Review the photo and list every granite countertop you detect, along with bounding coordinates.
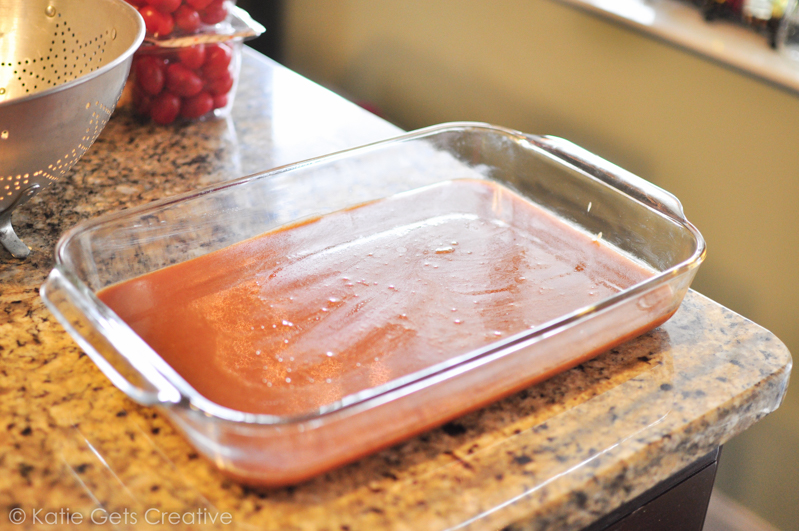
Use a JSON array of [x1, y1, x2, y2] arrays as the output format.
[[0, 49, 792, 530]]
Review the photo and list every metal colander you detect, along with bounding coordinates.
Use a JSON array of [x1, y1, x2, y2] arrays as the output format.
[[0, 0, 144, 258]]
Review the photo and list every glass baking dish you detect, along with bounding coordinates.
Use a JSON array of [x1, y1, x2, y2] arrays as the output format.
[[40, 122, 705, 486]]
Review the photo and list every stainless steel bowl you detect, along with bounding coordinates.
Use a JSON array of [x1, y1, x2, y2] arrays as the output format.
[[0, 0, 144, 259]]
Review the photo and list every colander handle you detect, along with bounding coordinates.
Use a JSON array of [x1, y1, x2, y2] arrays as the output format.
[[0, 184, 40, 259], [527, 135, 687, 222], [40, 268, 182, 407]]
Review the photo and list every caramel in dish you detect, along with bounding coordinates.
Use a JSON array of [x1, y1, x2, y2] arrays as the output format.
[[98, 179, 655, 416]]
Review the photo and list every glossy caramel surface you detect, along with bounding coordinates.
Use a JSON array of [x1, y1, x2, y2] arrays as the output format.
[[98, 180, 653, 415]]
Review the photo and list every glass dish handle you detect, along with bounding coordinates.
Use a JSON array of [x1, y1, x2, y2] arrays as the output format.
[[530, 135, 687, 222], [40, 268, 182, 407]]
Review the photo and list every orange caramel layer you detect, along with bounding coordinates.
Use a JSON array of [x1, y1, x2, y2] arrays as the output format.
[[98, 179, 654, 416]]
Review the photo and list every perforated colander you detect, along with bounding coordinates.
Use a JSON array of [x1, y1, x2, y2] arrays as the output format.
[[0, 0, 144, 258]]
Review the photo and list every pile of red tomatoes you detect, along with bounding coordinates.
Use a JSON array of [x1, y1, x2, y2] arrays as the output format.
[[124, 0, 233, 37], [130, 42, 236, 124]]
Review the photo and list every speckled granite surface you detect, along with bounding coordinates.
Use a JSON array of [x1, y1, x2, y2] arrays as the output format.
[[0, 49, 791, 530]]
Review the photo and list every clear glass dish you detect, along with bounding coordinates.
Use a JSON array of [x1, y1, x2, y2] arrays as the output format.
[[40, 122, 705, 486]]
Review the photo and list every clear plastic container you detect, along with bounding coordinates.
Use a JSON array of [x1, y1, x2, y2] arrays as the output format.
[[41, 123, 705, 486], [124, 5, 262, 124]]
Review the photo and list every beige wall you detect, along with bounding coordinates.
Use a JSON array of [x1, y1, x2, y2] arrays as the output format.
[[282, 1, 798, 528]]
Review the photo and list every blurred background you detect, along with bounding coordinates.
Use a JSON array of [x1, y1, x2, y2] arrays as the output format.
[[239, 1, 797, 529]]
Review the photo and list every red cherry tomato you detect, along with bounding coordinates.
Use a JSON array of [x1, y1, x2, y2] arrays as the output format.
[[132, 86, 153, 115], [146, 0, 181, 14], [212, 93, 228, 109], [134, 55, 166, 95], [166, 63, 204, 97], [149, 92, 181, 124], [199, 0, 228, 24], [203, 43, 232, 71], [180, 91, 214, 119], [178, 45, 206, 70], [201, 57, 230, 80], [174, 5, 201, 33], [157, 12, 175, 35], [139, 6, 175, 36], [185, 0, 214, 9], [139, 6, 166, 35], [125, 0, 148, 7], [205, 71, 233, 96]]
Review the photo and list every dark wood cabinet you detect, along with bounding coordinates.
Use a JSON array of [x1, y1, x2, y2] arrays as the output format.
[[585, 448, 719, 531]]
